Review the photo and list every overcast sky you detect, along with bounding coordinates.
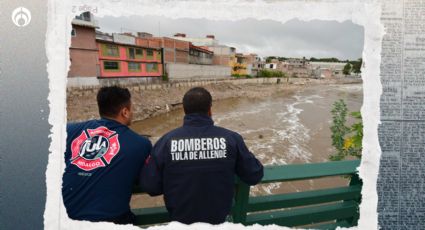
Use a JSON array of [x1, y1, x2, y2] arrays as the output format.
[[97, 15, 364, 60]]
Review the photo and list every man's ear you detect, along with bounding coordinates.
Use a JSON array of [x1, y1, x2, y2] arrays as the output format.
[[121, 106, 130, 119], [208, 107, 212, 117]]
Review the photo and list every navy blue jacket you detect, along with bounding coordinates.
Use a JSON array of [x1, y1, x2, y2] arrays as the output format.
[[62, 118, 152, 222], [140, 114, 264, 224]]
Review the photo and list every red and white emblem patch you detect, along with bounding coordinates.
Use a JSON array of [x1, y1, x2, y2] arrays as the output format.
[[70, 126, 120, 171]]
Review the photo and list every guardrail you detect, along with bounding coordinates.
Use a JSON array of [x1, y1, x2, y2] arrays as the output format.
[[132, 160, 362, 229]]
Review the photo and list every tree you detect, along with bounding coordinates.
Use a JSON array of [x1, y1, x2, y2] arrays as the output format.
[[329, 100, 363, 161], [343, 63, 352, 75], [351, 58, 362, 74], [265, 56, 276, 63]]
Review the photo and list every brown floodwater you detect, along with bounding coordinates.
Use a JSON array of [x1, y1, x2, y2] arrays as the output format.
[[130, 83, 363, 208]]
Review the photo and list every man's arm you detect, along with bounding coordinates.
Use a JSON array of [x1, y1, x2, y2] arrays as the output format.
[[234, 133, 264, 185], [139, 138, 166, 196], [134, 138, 152, 185]]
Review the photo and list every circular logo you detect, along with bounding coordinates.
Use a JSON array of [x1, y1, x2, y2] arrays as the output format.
[[70, 126, 121, 171], [12, 7, 31, 27]]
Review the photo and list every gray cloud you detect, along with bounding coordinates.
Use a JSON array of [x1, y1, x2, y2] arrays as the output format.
[[97, 15, 364, 60]]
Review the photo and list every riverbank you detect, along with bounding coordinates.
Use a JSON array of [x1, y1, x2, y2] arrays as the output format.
[[67, 77, 362, 122], [128, 82, 363, 209]]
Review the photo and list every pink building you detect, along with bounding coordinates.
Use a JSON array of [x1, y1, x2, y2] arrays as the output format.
[[96, 39, 163, 78], [68, 12, 164, 79]]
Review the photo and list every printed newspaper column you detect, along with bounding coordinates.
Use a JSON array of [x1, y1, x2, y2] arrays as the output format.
[[399, 0, 425, 227], [378, 0, 425, 228], [377, 0, 403, 228]]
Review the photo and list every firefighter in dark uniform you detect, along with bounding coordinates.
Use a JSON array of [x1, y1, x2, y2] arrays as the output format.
[[62, 86, 152, 224], [140, 87, 264, 225]]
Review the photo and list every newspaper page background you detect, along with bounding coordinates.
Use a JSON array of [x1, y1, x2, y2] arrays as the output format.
[[378, 0, 425, 228]]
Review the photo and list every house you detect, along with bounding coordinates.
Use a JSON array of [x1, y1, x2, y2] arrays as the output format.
[[189, 44, 213, 65], [264, 63, 277, 69], [147, 37, 190, 64], [243, 54, 260, 76], [309, 62, 347, 78], [280, 58, 311, 78], [96, 32, 163, 78], [68, 12, 99, 78], [208, 45, 235, 66], [173, 33, 219, 46], [230, 53, 248, 75]]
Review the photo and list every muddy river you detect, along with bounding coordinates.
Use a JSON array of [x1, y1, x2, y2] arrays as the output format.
[[130, 83, 363, 208]]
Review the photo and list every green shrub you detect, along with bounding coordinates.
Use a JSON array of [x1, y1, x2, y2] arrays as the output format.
[[162, 72, 169, 81], [258, 69, 286, 78], [232, 74, 252, 78], [329, 99, 363, 161]]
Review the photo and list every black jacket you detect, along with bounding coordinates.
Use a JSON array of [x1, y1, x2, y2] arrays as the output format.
[[140, 114, 263, 224]]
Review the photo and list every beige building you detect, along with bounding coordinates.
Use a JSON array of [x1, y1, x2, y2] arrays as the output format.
[[309, 62, 347, 78], [243, 53, 261, 76], [173, 34, 219, 46], [279, 58, 311, 78]]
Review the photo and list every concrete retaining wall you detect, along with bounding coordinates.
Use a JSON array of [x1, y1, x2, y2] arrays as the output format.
[[166, 63, 231, 81], [67, 77, 362, 122], [67, 76, 163, 88]]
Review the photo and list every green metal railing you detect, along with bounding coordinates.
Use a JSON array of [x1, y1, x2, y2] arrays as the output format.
[[132, 160, 362, 229]]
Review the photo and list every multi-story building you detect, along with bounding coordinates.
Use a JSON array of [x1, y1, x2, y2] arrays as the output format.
[[230, 53, 248, 75], [173, 33, 219, 47], [147, 37, 190, 64], [189, 44, 213, 65], [264, 63, 278, 70], [277, 58, 311, 78], [243, 53, 260, 76], [309, 62, 346, 78], [173, 34, 238, 67], [208, 45, 235, 66], [68, 12, 99, 78], [68, 12, 164, 80], [68, 16, 231, 82], [96, 32, 163, 78]]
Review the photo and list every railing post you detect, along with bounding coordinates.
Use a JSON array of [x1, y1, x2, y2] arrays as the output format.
[[349, 173, 362, 187], [348, 173, 362, 226], [232, 179, 250, 224]]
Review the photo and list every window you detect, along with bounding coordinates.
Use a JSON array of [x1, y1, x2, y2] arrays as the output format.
[[146, 50, 154, 59], [71, 28, 76, 37], [101, 44, 119, 57], [136, 48, 143, 58], [128, 62, 141, 72], [103, 61, 120, 71], [146, 63, 158, 72], [128, 48, 135, 59], [127, 48, 143, 59], [156, 51, 161, 61]]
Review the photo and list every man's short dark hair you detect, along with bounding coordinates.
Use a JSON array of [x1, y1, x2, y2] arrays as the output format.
[[97, 86, 131, 117], [183, 87, 212, 115]]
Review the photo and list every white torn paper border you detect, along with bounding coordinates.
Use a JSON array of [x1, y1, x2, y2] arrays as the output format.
[[44, 0, 384, 229]]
